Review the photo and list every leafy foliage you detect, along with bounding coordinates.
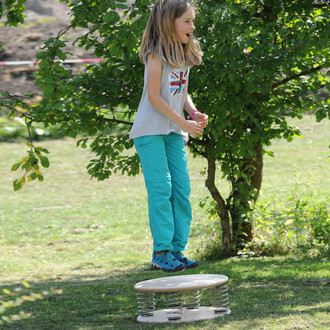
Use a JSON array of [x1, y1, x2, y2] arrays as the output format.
[[0, 0, 329, 253], [197, 191, 329, 260], [253, 193, 329, 255], [11, 142, 50, 191], [0, 114, 66, 141], [191, 0, 329, 250], [0, 0, 26, 27]]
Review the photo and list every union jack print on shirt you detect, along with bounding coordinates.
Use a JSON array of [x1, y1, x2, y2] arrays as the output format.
[[169, 69, 188, 95]]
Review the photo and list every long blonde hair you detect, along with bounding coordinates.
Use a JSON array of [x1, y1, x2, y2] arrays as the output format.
[[139, 0, 203, 68]]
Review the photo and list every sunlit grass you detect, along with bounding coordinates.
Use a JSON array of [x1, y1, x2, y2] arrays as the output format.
[[0, 116, 329, 328]]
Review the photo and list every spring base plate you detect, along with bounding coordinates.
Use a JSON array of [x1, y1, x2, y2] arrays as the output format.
[[137, 306, 231, 323]]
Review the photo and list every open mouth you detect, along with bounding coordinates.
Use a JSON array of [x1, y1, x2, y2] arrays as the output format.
[[186, 33, 191, 38]]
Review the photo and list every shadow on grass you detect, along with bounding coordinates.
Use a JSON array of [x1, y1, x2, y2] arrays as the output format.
[[1, 256, 329, 329]]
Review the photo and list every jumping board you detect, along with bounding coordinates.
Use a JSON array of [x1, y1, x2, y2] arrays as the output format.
[[134, 274, 230, 323]]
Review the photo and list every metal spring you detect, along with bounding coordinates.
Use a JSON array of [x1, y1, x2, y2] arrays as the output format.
[[166, 291, 183, 321], [182, 289, 201, 309], [136, 292, 156, 317], [212, 283, 229, 314]]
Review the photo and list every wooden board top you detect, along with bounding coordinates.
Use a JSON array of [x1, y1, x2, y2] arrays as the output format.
[[134, 274, 228, 292]]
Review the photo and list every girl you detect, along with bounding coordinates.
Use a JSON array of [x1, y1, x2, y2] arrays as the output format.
[[130, 0, 208, 272]]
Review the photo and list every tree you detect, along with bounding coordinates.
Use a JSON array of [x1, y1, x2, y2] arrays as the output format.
[[191, 0, 329, 251], [1, 0, 329, 255]]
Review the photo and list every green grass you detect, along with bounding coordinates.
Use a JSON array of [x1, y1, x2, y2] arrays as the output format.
[[0, 116, 329, 329], [0, 257, 329, 329]]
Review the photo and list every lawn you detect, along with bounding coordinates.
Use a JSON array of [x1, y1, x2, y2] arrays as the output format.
[[0, 116, 329, 329]]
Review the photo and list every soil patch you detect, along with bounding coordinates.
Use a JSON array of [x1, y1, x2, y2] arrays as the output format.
[[0, 0, 95, 95]]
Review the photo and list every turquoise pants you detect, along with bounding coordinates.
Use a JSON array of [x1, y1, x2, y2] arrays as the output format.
[[134, 133, 192, 252]]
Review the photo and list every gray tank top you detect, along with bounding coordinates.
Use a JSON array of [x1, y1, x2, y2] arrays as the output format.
[[129, 62, 190, 144]]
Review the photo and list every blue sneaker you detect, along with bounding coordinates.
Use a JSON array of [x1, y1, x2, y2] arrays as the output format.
[[151, 251, 186, 272], [171, 252, 200, 269]]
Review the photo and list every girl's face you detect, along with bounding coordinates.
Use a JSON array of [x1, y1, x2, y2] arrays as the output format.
[[174, 7, 195, 44]]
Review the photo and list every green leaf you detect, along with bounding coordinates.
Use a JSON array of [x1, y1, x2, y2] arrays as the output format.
[[43, 84, 55, 97], [39, 156, 50, 168], [11, 163, 21, 171], [35, 147, 50, 154], [102, 11, 120, 24], [116, 4, 128, 10], [13, 179, 23, 191], [37, 175, 44, 182]]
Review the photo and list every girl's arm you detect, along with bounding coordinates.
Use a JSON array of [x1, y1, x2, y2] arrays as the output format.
[[147, 55, 204, 137], [184, 94, 209, 129], [184, 94, 198, 114]]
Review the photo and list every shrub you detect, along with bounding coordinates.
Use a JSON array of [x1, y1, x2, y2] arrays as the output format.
[[195, 191, 329, 259], [0, 115, 66, 141], [253, 194, 329, 256]]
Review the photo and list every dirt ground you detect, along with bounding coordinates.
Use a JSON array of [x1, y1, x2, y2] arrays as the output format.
[[0, 0, 101, 95]]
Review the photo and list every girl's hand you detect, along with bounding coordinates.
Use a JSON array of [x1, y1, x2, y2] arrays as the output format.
[[194, 112, 209, 128], [182, 120, 204, 137]]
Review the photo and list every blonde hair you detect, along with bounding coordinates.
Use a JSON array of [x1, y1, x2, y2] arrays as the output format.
[[139, 0, 203, 68]]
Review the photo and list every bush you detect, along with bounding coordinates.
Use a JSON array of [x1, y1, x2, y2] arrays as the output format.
[[0, 115, 66, 141], [0, 116, 27, 141], [253, 194, 329, 256], [195, 191, 329, 260]]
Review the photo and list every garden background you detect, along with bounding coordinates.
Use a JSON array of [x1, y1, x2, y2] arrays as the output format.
[[1, 0, 329, 328]]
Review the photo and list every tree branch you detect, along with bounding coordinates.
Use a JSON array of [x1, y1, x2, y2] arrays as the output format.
[[0, 103, 33, 120], [56, 21, 77, 39], [272, 64, 325, 89], [205, 156, 231, 250], [0, 90, 35, 119], [313, 1, 330, 10], [0, 89, 38, 101], [101, 117, 133, 126], [187, 140, 207, 158], [188, 135, 211, 147]]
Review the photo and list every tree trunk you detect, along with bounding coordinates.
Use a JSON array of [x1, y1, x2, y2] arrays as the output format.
[[205, 155, 231, 251], [231, 187, 253, 244], [251, 143, 263, 203], [231, 143, 263, 246]]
